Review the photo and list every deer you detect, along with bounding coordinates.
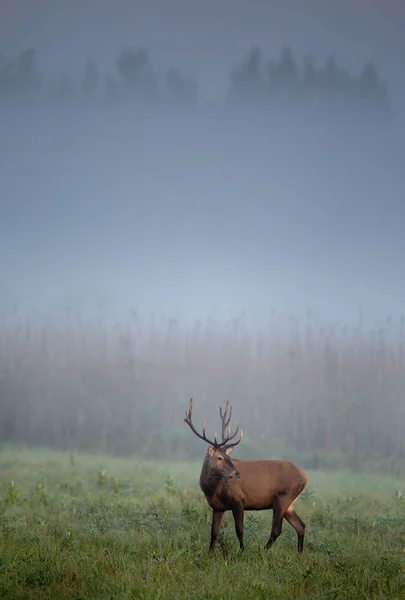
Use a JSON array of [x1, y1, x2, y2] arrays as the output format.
[[184, 398, 308, 553]]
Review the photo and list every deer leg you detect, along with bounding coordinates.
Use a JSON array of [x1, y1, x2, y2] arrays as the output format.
[[265, 501, 284, 549], [232, 504, 245, 551], [284, 507, 306, 553], [209, 510, 224, 551]]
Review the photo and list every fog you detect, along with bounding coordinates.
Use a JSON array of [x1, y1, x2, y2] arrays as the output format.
[[1, 2, 405, 326], [2, 113, 404, 327], [0, 1, 405, 463]]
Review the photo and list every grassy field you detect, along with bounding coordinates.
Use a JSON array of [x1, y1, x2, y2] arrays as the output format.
[[0, 448, 404, 599]]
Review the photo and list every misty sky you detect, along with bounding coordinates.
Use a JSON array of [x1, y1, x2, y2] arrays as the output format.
[[1, 0, 405, 328]]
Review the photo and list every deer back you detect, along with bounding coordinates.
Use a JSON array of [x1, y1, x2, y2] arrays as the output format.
[[233, 459, 308, 510]]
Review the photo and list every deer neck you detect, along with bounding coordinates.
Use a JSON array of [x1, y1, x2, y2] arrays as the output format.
[[199, 458, 227, 498]]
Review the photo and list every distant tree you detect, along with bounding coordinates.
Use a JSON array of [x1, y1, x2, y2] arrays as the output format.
[[166, 68, 198, 107], [16, 49, 42, 97], [115, 46, 158, 102], [359, 60, 381, 94], [268, 45, 299, 93], [116, 47, 147, 84], [301, 55, 321, 108], [0, 52, 13, 96], [82, 59, 100, 97], [358, 60, 390, 112], [228, 45, 264, 106], [0, 48, 41, 102], [317, 54, 355, 112]]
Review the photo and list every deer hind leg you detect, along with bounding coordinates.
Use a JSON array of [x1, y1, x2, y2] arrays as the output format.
[[284, 503, 306, 553], [265, 499, 284, 549], [209, 510, 225, 551]]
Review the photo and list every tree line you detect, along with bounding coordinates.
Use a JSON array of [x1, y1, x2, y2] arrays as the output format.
[[0, 44, 390, 118]]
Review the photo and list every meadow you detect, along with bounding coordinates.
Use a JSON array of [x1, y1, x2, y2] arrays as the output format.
[[1, 310, 405, 598], [0, 447, 404, 600]]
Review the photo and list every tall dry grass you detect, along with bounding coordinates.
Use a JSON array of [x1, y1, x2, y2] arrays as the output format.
[[0, 309, 404, 468]]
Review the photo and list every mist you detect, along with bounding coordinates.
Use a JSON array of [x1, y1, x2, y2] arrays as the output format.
[[1, 1, 405, 465], [2, 1, 405, 326], [1, 71, 404, 325]]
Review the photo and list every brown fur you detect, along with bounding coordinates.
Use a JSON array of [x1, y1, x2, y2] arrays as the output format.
[[198, 446, 308, 552], [184, 399, 308, 552]]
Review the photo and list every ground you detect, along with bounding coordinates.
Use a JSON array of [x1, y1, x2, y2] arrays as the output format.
[[0, 448, 404, 599]]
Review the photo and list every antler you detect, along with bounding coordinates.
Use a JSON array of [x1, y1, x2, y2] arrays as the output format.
[[220, 400, 232, 440], [219, 400, 244, 449], [184, 398, 243, 449]]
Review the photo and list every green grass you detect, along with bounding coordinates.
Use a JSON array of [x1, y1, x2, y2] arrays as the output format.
[[0, 448, 404, 599]]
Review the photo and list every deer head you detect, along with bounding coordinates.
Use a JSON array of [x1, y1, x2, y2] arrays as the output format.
[[184, 398, 243, 480]]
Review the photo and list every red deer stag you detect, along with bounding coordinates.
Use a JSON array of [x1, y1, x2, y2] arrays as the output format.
[[184, 398, 308, 553]]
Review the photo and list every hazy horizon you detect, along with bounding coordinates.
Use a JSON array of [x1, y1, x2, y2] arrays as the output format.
[[1, 0, 405, 102]]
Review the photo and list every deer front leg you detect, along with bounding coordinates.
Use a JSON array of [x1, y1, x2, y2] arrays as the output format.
[[232, 503, 245, 551], [209, 510, 224, 551], [265, 501, 284, 549]]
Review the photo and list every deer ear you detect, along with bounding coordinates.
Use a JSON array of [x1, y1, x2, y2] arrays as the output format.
[[208, 447, 215, 456], [225, 447, 233, 455]]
